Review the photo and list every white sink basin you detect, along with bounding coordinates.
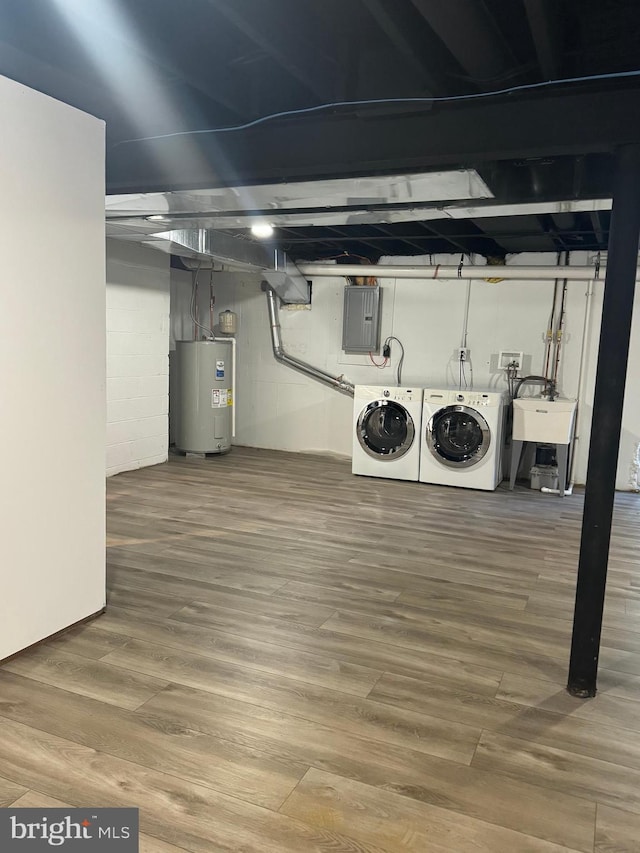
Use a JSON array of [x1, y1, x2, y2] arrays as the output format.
[[513, 398, 577, 444]]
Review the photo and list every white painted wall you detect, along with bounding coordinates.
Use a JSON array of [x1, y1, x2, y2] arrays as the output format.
[[0, 76, 105, 660], [169, 265, 193, 444], [169, 265, 194, 349], [175, 252, 640, 490], [106, 240, 170, 476]]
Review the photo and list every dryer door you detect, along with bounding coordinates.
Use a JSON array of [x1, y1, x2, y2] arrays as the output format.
[[357, 400, 415, 459], [427, 405, 490, 468]]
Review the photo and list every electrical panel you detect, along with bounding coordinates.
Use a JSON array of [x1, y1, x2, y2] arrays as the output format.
[[342, 285, 382, 353]]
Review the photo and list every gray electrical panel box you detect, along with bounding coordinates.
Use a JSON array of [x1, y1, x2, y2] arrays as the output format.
[[342, 285, 382, 353]]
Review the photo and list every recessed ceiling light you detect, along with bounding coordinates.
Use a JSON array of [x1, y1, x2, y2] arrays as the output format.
[[251, 222, 274, 239]]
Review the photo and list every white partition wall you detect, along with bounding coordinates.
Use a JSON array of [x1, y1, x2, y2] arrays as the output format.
[[106, 240, 170, 476], [0, 75, 106, 660]]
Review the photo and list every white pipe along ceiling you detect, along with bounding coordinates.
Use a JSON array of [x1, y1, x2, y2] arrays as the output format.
[[296, 263, 631, 281]]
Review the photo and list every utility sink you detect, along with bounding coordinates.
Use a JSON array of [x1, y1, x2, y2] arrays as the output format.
[[512, 398, 577, 444]]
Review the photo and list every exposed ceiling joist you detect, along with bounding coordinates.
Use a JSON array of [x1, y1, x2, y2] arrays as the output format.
[[207, 0, 339, 100], [275, 227, 607, 244], [372, 224, 431, 255], [64, 3, 246, 122], [2, 0, 636, 259], [115, 38, 245, 122], [538, 213, 569, 252], [0, 39, 121, 130], [524, 0, 562, 80], [326, 226, 382, 256], [360, 0, 438, 94], [589, 211, 605, 246], [410, 0, 514, 82], [137, 53, 246, 123], [419, 219, 506, 257], [418, 222, 476, 255]]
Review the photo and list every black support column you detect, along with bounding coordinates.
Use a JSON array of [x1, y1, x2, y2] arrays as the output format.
[[568, 144, 640, 698]]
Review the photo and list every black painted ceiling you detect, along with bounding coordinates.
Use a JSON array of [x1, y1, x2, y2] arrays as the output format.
[[1, 0, 638, 258]]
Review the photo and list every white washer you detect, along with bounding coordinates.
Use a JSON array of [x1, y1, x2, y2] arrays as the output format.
[[420, 388, 507, 490], [352, 385, 422, 481]]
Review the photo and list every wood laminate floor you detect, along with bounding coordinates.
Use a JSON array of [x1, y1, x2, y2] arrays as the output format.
[[2, 447, 640, 851]]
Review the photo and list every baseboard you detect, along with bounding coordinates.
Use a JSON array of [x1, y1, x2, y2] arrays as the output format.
[[0, 607, 107, 666]]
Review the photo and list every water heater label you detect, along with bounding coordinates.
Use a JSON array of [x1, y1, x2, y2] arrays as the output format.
[[211, 389, 229, 408], [216, 360, 225, 379]]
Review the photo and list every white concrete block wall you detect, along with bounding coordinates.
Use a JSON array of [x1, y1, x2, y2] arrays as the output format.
[[181, 253, 640, 490], [106, 240, 170, 476]]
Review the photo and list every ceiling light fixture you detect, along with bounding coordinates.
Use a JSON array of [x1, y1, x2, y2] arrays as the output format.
[[251, 222, 274, 239], [147, 214, 169, 221]]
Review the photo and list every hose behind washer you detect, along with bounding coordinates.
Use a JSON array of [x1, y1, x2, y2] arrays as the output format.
[[514, 375, 556, 401]]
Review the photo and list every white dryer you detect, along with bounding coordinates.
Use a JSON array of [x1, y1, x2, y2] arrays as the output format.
[[352, 386, 422, 481], [420, 388, 507, 490]]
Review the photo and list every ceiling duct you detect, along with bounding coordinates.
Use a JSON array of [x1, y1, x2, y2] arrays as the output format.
[[148, 228, 310, 303], [106, 168, 494, 237]]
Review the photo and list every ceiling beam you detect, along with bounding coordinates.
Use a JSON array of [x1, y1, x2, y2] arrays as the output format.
[[260, 229, 606, 244], [524, 0, 561, 79], [207, 0, 339, 101], [409, 0, 514, 82], [272, 235, 435, 244], [107, 88, 640, 193]]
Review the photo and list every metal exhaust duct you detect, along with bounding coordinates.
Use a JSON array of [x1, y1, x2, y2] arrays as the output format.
[[264, 285, 354, 396]]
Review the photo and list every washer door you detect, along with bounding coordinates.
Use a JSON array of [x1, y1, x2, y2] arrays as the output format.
[[427, 405, 490, 468], [357, 400, 415, 460]]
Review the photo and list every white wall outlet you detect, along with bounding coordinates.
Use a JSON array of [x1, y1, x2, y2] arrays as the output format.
[[498, 350, 524, 370], [457, 347, 470, 362]]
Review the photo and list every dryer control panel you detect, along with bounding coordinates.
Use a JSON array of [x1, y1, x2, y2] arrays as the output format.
[[424, 389, 504, 407], [454, 392, 493, 406]]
